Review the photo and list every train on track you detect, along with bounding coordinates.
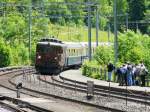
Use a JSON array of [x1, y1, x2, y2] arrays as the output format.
[[35, 38, 109, 75]]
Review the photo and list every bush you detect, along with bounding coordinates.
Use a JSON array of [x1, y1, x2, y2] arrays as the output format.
[[0, 38, 11, 67], [93, 46, 114, 65]]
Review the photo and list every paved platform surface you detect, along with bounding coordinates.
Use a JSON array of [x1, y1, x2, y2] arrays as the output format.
[[60, 69, 150, 93]]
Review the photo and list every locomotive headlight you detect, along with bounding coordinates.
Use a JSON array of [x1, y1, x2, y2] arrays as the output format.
[[54, 57, 58, 60], [37, 55, 41, 59]]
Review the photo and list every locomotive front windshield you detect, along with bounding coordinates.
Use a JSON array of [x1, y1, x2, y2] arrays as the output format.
[[36, 44, 63, 54]]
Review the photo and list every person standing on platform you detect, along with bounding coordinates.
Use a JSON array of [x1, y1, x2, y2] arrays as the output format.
[[107, 62, 115, 82], [132, 64, 136, 85], [119, 64, 127, 86], [139, 64, 148, 86], [134, 64, 141, 85], [127, 63, 133, 86], [123, 62, 128, 86]]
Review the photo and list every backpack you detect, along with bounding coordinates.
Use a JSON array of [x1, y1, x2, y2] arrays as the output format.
[[139, 68, 146, 76], [120, 68, 126, 75], [134, 68, 141, 76]]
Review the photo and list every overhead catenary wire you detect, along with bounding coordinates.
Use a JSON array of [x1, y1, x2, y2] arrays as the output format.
[[0, 2, 98, 8]]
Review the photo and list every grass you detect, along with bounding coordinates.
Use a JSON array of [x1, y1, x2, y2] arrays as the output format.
[[48, 24, 114, 42]]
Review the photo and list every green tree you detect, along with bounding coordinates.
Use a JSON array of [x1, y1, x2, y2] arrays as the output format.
[[144, 0, 150, 34], [0, 13, 26, 44], [118, 30, 150, 70], [127, 0, 146, 33]]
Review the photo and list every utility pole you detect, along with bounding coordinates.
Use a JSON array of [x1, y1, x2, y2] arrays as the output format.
[[126, 13, 128, 31], [114, 0, 118, 65], [108, 22, 110, 42], [28, 2, 32, 63], [3, 1, 6, 18], [136, 21, 139, 32], [88, 0, 92, 61], [96, 5, 99, 47]]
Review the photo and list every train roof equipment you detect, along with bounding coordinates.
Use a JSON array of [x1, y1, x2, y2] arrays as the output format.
[[37, 38, 66, 47], [39, 38, 63, 44]]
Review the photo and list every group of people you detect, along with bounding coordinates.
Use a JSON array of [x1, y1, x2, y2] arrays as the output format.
[[107, 61, 148, 86]]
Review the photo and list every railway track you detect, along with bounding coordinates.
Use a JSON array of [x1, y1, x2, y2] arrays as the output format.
[[40, 75, 150, 104], [10, 72, 149, 112], [0, 67, 48, 112], [0, 101, 24, 112], [0, 67, 123, 112], [35, 74, 150, 111]]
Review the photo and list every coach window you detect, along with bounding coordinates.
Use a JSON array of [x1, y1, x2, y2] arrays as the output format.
[[75, 49, 77, 56], [76, 49, 78, 56], [70, 49, 72, 56], [69, 49, 71, 56], [68, 49, 70, 56], [79, 49, 81, 56], [72, 49, 75, 56], [80, 49, 82, 56], [67, 49, 69, 56], [78, 49, 81, 56], [77, 49, 79, 56], [72, 49, 74, 56], [81, 49, 82, 55]]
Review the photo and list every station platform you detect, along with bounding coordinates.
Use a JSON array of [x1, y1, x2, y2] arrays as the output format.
[[60, 69, 150, 93]]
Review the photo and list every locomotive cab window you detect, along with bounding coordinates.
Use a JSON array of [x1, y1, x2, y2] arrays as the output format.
[[37, 44, 49, 53]]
